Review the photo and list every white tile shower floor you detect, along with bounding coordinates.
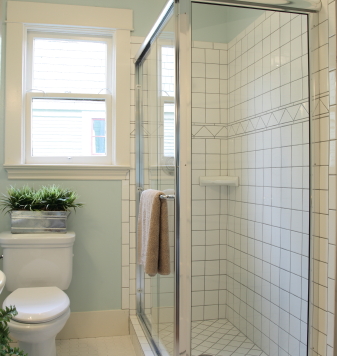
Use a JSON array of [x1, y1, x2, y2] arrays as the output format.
[[191, 319, 268, 356], [158, 319, 268, 356], [11, 335, 136, 356]]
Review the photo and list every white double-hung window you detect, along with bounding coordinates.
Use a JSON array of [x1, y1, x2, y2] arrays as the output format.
[[4, 2, 132, 180], [26, 32, 112, 164]]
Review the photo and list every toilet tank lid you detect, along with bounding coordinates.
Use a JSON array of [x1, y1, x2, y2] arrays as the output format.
[[0, 231, 75, 247], [3, 287, 70, 323]]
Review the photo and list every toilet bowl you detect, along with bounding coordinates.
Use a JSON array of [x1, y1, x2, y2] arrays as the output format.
[[3, 286, 70, 356], [7, 310, 70, 356]]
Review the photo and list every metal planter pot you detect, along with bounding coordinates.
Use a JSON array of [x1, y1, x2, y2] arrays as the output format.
[[10, 211, 70, 234]]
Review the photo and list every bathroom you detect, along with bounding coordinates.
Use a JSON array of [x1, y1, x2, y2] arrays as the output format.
[[0, 0, 335, 355]]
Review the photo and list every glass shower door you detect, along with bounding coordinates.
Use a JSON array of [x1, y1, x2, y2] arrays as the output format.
[[136, 10, 176, 356]]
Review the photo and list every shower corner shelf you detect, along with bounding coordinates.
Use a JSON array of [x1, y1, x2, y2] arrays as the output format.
[[199, 176, 239, 187]]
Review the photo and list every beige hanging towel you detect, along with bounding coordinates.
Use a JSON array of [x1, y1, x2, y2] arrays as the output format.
[[137, 189, 170, 276]]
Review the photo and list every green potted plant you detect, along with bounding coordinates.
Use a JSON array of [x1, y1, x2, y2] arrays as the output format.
[[0, 306, 27, 356], [0, 185, 84, 234]]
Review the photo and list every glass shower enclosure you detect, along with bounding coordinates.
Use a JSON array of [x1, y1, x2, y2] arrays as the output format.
[[135, 3, 176, 355], [135, 0, 315, 355]]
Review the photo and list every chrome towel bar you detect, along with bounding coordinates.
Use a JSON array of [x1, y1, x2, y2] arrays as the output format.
[[159, 194, 175, 200]]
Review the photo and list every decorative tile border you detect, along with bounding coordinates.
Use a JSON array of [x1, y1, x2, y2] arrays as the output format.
[[192, 101, 310, 139]]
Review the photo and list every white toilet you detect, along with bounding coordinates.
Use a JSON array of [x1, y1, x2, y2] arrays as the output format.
[[0, 231, 76, 356]]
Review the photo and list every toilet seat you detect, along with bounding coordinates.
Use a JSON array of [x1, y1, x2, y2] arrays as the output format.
[[3, 286, 69, 324]]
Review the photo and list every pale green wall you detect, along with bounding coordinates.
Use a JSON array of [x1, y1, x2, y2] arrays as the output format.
[[0, 0, 166, 312], [0, 178, 122, 312]]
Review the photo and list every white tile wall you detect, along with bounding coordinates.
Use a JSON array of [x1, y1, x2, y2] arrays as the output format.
[[191, 41, 229, 323]]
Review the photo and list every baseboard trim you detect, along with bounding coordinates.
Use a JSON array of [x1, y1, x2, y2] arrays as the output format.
[[57, 309, 129, 339]]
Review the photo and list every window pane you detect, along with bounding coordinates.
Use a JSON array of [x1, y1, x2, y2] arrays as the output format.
[[32, 38, 107, 94], [92, 119, 106, 155], [31, 98, 106, 157], [93, 119, 105, 136], [161, 46, 175, 96], [94, 137, 106, 154], [164, 103, 175, 157]]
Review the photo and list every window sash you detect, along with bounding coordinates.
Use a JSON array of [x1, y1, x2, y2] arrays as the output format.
[[25, 92, 113, 164], [25, 31, 113, 165], [26, 31, 113, 95]]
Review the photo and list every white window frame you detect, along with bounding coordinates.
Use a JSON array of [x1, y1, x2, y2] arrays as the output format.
[[4, 1, 132, 180]]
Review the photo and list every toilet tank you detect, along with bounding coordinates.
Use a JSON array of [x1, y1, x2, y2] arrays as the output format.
[[0, 231, 75, 292]]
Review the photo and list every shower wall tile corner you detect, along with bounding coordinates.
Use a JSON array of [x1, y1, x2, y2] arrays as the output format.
[[125, 35, 145, 316], [310, 0, 337, 354]]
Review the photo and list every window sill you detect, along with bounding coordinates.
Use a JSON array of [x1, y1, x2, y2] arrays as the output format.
[[4, 164, 130, 180]]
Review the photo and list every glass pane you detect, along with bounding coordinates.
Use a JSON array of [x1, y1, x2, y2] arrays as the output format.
[[161, 46, 175, 96], [163, 103, 175, 158], [191, 4, 310, 356], [32, 37, 107, 93], [93, 137, 106, 154], [93, 120, 105, 136], [31, 98, 106, 156], [136, 13, 175, 356]]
